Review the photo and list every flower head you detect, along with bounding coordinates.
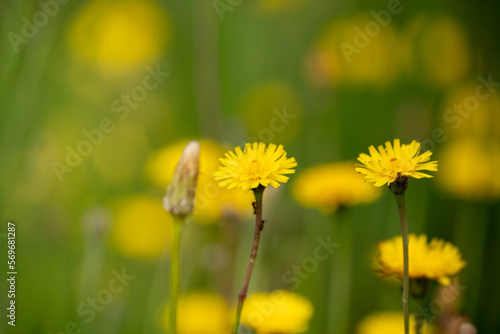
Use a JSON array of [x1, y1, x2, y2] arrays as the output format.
[[375, 234, 466, 286], [357, 311, 433, 334], [241, 290, 313, 334], [162, 292, 231, 334], [292, 162, 381, 213], [214, 143, 297, 192], [356, 139, 438, 188]]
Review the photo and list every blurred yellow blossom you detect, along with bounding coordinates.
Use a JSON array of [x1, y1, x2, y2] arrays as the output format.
[[241, 290, 313, 334], [111, 195, 171, 259], [440, 82, 500, 140], [307, 15, 401, 87], [417, 17, 470, 87], [357, 311, 433, 334], [147, 140, 253, 223], [375, 234, 466, 286], [438, 138, 500, 200], [68, 0, 170, 74], [292, 162, 381, 213], [162, 292, 231, 334]]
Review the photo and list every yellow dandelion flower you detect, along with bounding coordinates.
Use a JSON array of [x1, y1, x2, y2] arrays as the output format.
[[375, 234, 466, 286], [356, 139, 438, 188], [111, 195, 171, 259], [162, 292, 231, 334], [241, 290, 313, 334], [292, 162, 381, 213], [357, 311, 433, 334], [214, 142, 297, 192], [146, 140, 253, 223]]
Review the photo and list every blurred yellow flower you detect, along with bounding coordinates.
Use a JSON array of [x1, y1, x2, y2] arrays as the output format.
[[440, 82, 500, 140], [438, 139, 500, 200], [214, 142, 297, 192], [292, 162, 381, 213], [162, 292, 231, 334], [147, 140, 253, 223], [375, 234, 466, 286], [417, 17, 470, 87], [111, 195, 171, 259], [68, 0, 170, 74], [356, 139, 438, 187], [307, 15, 401, 87], [357, 311, 432, 334], [241, 290, 313, 334]]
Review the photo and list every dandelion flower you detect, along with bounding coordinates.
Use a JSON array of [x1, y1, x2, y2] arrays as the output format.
[[214, 142, 297, 192], [292, 162, 381, 213], [162, 292, 231, 334], [241, 290, 313, 334], [375, 234, 466, 286], [357, 311, 433, 334], [356, 139, 438, 188]]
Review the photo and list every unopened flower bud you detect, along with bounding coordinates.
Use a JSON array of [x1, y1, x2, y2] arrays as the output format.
[[164, 141, 199, 217]]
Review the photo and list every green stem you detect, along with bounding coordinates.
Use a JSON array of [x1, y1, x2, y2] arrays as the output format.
[[415, 305, 424, 334], [233, 186, 265, 334], [327, 209, 352, 334], [169, 216, 184, 334], [395, 193, 410, 334]]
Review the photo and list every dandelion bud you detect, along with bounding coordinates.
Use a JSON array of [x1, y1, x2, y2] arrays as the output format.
[[164, 141, 199, 217]]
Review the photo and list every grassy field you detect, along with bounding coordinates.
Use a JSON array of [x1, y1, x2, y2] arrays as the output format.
[[1, 0, 499, 333]]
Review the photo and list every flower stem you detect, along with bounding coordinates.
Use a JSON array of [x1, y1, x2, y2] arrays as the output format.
[[233, 186, 265, 334], [395, 193, 410, 334], [169, 216, 183, 334], [415, 305, 424, 334], [327, 209, 352, 334]]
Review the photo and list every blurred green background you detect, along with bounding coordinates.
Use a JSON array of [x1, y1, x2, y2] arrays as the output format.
[[1, 0, 499, 333]]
